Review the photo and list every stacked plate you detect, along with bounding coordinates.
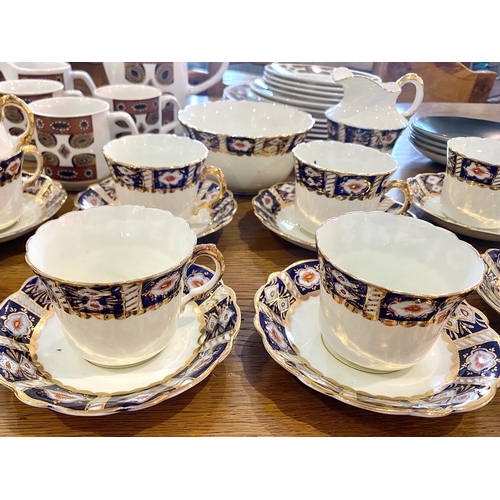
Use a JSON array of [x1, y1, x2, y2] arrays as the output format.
[[409, 115, 500, 166], [248, 63, 381, 141]]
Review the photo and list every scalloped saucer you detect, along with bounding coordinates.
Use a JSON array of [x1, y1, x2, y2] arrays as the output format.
[[74, 177, 237, 239], [0, 173, 67, 244], [0, 265, 240, 416], [252, 182, 416, 251], [478, 249, 500, 314], [407, 172, 500, 242], [254, 259, 500, 417]]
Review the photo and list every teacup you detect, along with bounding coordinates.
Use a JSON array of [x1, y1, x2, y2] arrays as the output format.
[[0, 94, 43, 230], [292, 140, 412, 234], [102, 134, 227, 220], [0, 79, 82, 137], [29, 96, 139, 190], [0, 62, 97, 94], [317, 211, 484, 373], [93, 84, 181, 138], [25, 205, 226, 368], [440, 137, 500, 229], [178, 100, 314, 194]]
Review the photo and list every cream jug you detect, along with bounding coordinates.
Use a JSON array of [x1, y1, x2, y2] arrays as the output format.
[[325, 67, 424, 152]]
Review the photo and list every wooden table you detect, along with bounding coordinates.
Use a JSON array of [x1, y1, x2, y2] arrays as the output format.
[[1, 102, 499, 437]]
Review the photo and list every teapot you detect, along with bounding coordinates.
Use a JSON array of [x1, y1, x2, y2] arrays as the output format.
[[325, 67, 424, 153]]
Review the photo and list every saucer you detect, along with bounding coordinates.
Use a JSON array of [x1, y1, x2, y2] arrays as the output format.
[[252, 182, 416, 250], [478, 248, 500, 314], [254, 259, 500, 417], [0, 174, 67, 244], [0, 264, 240, 416], [407, 172, 500, 242], [74, 177, 237, 239]]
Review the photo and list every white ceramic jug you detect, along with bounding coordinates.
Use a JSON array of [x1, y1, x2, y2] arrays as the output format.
[[325, 67, 424, 152]]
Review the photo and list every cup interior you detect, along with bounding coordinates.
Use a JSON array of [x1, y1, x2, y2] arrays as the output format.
[[293, 140, 397, 174], [103, 134, 208, 167], [94, 84, 160, 100], [0, 79, 63, 95], [317, 211, 484, 296], [13, 62, 69, 71], [448, 137, 500, 165], [29, 96, 109, 116], [26, 205, 196, 283], [178, 100, 314, 137]]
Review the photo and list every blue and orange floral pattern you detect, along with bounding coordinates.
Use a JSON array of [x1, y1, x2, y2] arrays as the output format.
[[0, 150, 23, 187], [447, 147, 500, 190]]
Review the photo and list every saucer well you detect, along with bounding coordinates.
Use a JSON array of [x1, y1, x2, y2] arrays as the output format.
[[74, 177, 237, 239], [252, 182, 416, 250], [0, 173, 67, 244], [407, 172, 500, 242], [0, 264, 240, 416], [254, 259, 500, 417], [478, 249, 500, 314]]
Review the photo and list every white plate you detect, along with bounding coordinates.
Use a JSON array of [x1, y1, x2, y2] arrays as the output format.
[[407, 172, 500, 241], [0, 267, 240, 416], [0, 173, 67, 244], [254, 259, 500, 417], [252, 182, 415, 250], [262, 76, 343, 104]]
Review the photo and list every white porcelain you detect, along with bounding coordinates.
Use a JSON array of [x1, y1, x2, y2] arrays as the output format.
[[0, 62, 96, 93], [317, 211, 485, 372], [102, 134, 226, 221], [251, 181, 415, 250], [29, 97, 139, 191], [255, 259, 500, 417], [178, 100, 314, 194], [440, 137, 500, 229], [292, 140, 412, 234], [93, 84, 181, 137], [0, 269, 239, 416], [478, 248, 500, 314], [25, 205, 225, 368]]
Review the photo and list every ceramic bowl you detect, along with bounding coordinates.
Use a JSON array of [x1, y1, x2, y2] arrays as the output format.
[[178, 100, 314, 194]]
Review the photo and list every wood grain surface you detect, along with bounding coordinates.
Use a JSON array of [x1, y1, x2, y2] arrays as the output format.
[[1, 102, 500, 436]]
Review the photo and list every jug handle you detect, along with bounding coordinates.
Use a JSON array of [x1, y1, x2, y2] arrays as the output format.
[[396, 73, 424, 120]]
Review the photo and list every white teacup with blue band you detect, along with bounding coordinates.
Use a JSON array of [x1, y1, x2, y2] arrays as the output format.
[[292, 140, 412, 234], [317, 211, 485, 373], [25, 205, 225, 368], [440, 136, 500, 229], [0, 94, 43, 230], [103, 134, 227, 221]]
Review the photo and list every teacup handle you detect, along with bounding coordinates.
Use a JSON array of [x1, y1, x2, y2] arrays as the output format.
[[68, 70, 97, 94], [383, 179, 413, 215], [194, 166, 227, 215], [181, 243, 225, 312], [107, 111, 139, 136], [61, 90, 83, 97], [159, 94, 181, 133], [396, 73, 424, 119], [21, 144, 43, 188], [0, 94, 36, 150]]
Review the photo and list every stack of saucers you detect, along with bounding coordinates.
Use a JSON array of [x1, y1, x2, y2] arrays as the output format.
[[248, 63, 381, 141], [409, 115, 500, 166]]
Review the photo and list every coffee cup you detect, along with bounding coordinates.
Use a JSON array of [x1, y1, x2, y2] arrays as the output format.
[[317, 211, 484, 373], [25, 205, 226, 368], [102, 134, 227, 220], [93, 84, 181, 138], [292, 140, 412, 234], [0, 94, 43, 230], [440, 136, 500, 229], [0, 79, 82, 137], [0, 62, 97, 94], [29, 96, 139, 190]]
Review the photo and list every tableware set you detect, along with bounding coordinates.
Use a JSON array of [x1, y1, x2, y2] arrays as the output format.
[[2, 62, 500, 420]]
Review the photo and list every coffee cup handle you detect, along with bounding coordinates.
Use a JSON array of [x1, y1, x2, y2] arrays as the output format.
[[68, 70, 97, 94], [180, 243, 225, 312], [21, 144, 43, 188], [61, 90, 83, 97], [383, 179, 413, 215], [396, 73, 424, 119], [107, 111, 139, 136], [194, 166, 227, 215], [0, 94, 36, 150], [159, 94, 181, 133]]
